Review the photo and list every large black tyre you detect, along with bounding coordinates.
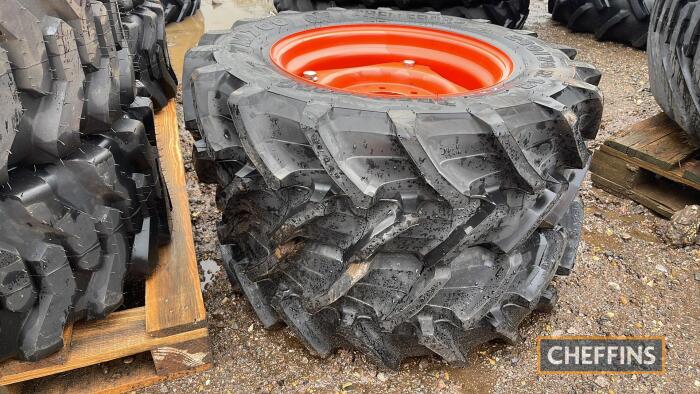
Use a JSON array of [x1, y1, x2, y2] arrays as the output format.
[[647, 0, 700, 143], [549, 0, 654, 49], [0, 107, 170, 362], [184, 10, 602, 368], [120, 0, 179, 110], [274, 0, 530, 28], [158, 0, 202, 23], [0, 0, 171, 362]]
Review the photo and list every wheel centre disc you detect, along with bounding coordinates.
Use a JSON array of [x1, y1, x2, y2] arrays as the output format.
[[270, 24, 514, 98]]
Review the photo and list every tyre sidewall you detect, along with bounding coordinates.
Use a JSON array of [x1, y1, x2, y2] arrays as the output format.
[[212, 9, 580, 112]]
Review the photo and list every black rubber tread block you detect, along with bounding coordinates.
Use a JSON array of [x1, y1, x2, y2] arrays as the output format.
[[0, 0, 127, 172], [647, 0, 700, 144], [549, 0, 654, 49], [159, 0, 202, 23], [192, 139, 219, 184], [102, 0, 127, 49], [0, 0, 171, 363], [0, 1, 53, 95], [122, 95, 173, 243], [20, 0, 102, 69], [82, 0, 122, 133], [0, 50, 22, 184], [274, 0, 530, 28], [182, 30, 229, 133], [183, 10, 602, 368], [120, 0, 178, 110], [92, 114, 172, 245], [0, 130, 167, 362]]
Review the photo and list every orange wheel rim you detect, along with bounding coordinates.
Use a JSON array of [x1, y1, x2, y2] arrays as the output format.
[[270, 24, 514, 98]]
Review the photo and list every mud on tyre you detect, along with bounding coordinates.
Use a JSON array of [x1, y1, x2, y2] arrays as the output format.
[[0, 0, 171, 362], [184, 9, 602, 368], [548, 0, 653, 49], [647, 0, 700, 143], [274, 0, 531, 29]]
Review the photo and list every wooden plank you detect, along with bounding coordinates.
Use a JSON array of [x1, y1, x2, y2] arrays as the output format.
[[683, 161, 700, 184], [633, 182, 697, 215], [606, 113, 676, 153], [605, 113, 696, 170], [592, 163, 700, 219], [599, 145, 700, 190], [0, 308, 208, 386], [146, 100, 207, 337], [22, 354, 210, 394], [0, 326, 74, 381], [591, 174, 675, 218], [151, 337, 211, 376], [0, 384, 22, 394], [638, 131, 695, 169], [590, 149, 643, 189]]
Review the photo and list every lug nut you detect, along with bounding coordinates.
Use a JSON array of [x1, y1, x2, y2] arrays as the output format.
[[303, 70, 318, 81], [403, 59, 415, 67]]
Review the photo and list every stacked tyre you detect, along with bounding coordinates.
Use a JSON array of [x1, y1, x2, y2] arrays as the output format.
[[159, 0, 202, 23], [274, 0, 531, 29], [647, 0, 700, 144], [120, 0, 179, 109], [548, 0, 654, 48], [0, 0, 173, 362], [184, 9, 602, 368]]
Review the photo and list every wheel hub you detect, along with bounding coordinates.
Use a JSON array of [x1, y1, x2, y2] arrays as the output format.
[[270, 24, 514, 98]]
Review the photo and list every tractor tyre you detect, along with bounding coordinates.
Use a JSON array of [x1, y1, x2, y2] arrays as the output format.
[[120, 0, 179, 110], [160, 0, 202, 23], [183, 9, 602, 369], [274, 0, 531, 29], [548, 0, 654, 49], [0, 0, 171, 362], [647, 0, 700, 144]]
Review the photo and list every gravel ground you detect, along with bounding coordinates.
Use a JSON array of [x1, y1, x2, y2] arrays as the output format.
[[145, 1, 700, 392]]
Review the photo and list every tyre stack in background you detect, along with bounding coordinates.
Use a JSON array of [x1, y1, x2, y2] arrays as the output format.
[[548, 0, 654, 48], [183, 9, 602, 368], [121, 0, 179, 108], [274, 0, 531, 28], [159, 0, 202, 23], [0, 0, 175, 362]]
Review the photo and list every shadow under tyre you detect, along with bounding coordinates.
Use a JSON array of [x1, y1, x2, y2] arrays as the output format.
[[0, 0, 171, 362], [274, 1, 531, 29], [647, 0, 700, 144], [549, 0, 654, 49], [184, 9, 602, 369]]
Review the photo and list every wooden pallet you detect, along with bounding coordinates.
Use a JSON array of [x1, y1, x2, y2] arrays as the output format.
[[0, 101, 210, 394], [591, 113, 700, 218]]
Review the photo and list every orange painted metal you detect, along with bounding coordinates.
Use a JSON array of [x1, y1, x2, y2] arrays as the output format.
[[270, 24, 513, 98]]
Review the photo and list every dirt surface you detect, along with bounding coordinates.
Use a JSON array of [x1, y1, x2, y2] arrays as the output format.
[[145, 0, 700, 392]]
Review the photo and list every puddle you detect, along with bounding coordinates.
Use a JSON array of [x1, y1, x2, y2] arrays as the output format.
[[586, 206, 660, 243], [200, 258, 222, 292], [165, 0, 275, 79], [448, 361, 498, 393]]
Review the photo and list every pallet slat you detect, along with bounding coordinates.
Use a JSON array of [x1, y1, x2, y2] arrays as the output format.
[[0, 308, 208, 386], [592, 113, 700, 218], [605, 113, 696, 170], [147, 101, 207, 337]]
